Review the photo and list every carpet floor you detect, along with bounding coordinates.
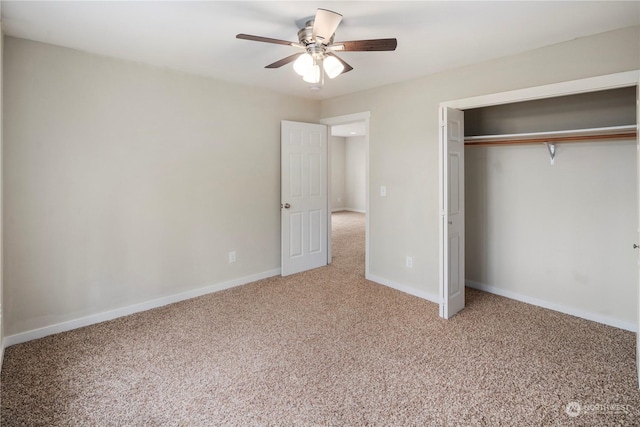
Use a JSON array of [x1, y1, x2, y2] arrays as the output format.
[[1, 211, 638, 425]]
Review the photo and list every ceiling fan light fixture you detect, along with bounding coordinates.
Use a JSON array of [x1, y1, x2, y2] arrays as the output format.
[[303, 64, 321, 84], [293, 53, 313, 76], [323, 56, 344, 79], [237, 8, 398, 87]]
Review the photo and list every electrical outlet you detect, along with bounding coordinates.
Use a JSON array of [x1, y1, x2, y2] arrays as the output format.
[[228, 251, 236, 263], [380, 186, 387, 197], [406, 256, 413, 268]]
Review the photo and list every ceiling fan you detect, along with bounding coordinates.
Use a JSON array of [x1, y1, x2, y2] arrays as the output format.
[[236, 8, 397, 87]]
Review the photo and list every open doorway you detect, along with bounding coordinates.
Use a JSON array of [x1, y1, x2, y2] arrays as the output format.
[[321, 112, 370, 278], [330, 122, 366, 276]]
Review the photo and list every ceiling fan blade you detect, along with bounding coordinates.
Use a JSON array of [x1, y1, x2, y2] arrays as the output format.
[[236, 33, 298, 47], [333, 38, 398, 52], [312, 9, 343, 43], [326, 53, 353, 74], [265, 53, 304, 69]]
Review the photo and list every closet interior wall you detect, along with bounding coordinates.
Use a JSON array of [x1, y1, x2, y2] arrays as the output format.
[[464, 87, 638, 329]]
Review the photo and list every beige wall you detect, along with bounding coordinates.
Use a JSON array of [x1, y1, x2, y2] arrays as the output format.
[[329, 136, 367, 212], [344, 136, 366, 212], [331, 135, 367, 213], [330, 136, 346, 211], [3, 37, 319, 336], [320, 26, 640, 323]]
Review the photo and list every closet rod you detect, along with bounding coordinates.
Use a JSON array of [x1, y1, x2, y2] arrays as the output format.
[[464, 125, 637, 147]]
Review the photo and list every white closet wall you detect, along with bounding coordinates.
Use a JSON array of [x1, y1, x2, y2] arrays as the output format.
[[466, 140, 637, 327]]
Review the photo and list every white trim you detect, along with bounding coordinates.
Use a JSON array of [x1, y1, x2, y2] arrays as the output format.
[[321, 111, 371, 126], [443, 70, 640, 110], [334, 208, 366, 214], [321, 112, 371, 278], [326, 124, 333, 263], [0, 20, 4, 371], [636, 83, 640, 387], [367, 274, 439, 304], [438, 107, 446, 318], [466, 280, 636, 332], [3, 269, 281, 347]]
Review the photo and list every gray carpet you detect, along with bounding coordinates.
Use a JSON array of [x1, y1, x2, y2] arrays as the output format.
[[331, 210, 366, 276], [1, 211, 639, 425]]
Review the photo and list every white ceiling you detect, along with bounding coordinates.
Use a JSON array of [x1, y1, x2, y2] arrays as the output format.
[[2, 1, 638, 100]]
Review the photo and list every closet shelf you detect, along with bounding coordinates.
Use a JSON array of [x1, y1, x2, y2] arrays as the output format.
[[464, 125, 637, 146]]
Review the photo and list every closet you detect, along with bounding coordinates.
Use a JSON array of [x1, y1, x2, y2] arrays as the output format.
[[463, 87, 638, 329]]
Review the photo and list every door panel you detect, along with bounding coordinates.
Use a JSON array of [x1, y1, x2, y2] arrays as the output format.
[[309, 209, 322, 254], [440, 107, 465, 319], [281, 121, 328, 276], [289, 154, 303, 197], [289, 212, 303, 258], [449, 232, 461, 295], [309, 154, 321, 196], [449, 152, 461, 214]]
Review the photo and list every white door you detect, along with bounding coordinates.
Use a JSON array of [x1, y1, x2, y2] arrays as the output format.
[[281, 120, 328, 276], [439, 107, 465, 319]]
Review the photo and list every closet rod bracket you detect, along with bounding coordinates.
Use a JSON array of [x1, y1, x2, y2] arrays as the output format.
[[545, 142, 556, 165]]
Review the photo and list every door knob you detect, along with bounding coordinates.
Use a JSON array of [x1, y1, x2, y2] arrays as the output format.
[[283, 203, 291, 209]]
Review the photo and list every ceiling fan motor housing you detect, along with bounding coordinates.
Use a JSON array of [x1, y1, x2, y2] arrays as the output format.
[[298, 20, 334, 60]]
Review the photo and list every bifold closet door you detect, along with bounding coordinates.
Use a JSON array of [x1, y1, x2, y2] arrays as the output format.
[[440, 107, 465, 319]]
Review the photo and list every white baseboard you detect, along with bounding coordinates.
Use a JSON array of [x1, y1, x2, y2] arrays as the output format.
[[367, 274, 439, 304], [466, 280, 636, 332], [4, 269, 281, 347], [331, 208, 366, 214]]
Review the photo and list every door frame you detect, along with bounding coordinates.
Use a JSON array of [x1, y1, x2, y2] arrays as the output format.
[[438, 70, 640, 386], [320, 111, 371, 278]]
